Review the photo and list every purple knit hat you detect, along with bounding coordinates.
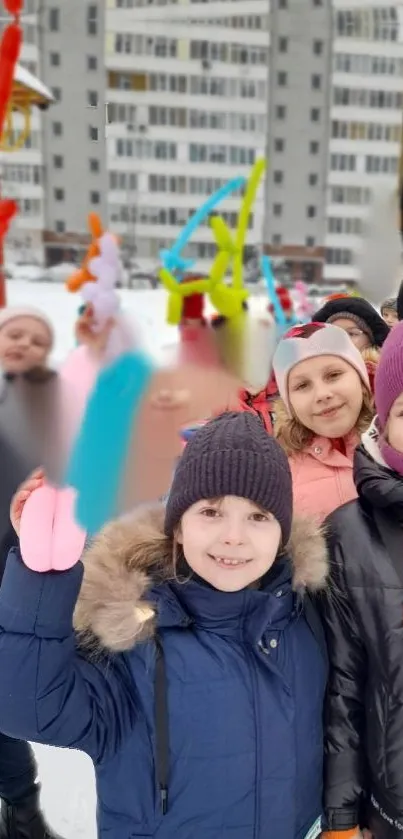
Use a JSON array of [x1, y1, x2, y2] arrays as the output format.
[[373, 320, 403, 474], [374, 320, 403, 429]]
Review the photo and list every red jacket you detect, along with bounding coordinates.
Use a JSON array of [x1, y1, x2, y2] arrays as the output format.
[[238, 374, 278, 434]]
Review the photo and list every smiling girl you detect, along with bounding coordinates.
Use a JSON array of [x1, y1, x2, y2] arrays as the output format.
[[0, 412, 328, 839], [272, 323, 374, 523]]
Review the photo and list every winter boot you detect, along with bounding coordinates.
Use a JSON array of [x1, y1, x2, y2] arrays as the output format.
[[0, 787, 65, 839]]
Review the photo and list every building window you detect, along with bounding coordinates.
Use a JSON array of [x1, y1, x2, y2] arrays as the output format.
[[328, 217, 363, 236], [52, 87, 61, 102], [274, 170, 284, 185], [54, 188, 64, 201], [326, 248, 352, 265], [49, 8, 60, 31], [278, 0, 287, 7], [53, 154, 63, 168], [87, 55, 97, 70], [309, 173, 318, 186], [306, 236, 316, 246], [330, 185, 372, 205], [307, 206, 317, 218], [88, 91, 98, 107], [90, 191, 100, 204], [334, 85, 403, 110], [310, 107, 320, 122], [277, 71, 287, 86], [89, 158, 99, 172], [89, 126, 99, 141], [87, 4, 98, 36], [278, 36, 288, 52], [313, 0, 323, 5], [55, 220, 65, 233], [52, 121, 62, 136], [310, 141, 319, 154], [331, 153, 356, 171], [274, 138, 285, 152], [276, 105, 287, 119], [336, 8, 398, 42], [313, 39, 323, 55], [312, 74, 322, 89], [272, 234, 282, 245], [50, 52, 60, 67], [365, 155, 398, 174], [273, 203, 283, 216]]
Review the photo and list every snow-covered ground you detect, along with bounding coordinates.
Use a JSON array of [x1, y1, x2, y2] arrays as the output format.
[[6, 281, 179, 839]]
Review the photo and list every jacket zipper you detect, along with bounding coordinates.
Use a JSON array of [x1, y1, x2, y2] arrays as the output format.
[[245, 646, 260, 839]]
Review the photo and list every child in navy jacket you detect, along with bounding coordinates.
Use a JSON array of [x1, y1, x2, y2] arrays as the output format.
[[0, 412, 328, 839]]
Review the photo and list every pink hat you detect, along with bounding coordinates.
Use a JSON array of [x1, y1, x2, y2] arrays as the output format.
[[0, 306, 54, 348], [273, 322, 370, 414]]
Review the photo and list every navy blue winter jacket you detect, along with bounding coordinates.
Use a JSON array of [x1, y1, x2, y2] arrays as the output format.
[[0, 506, 328, 839]]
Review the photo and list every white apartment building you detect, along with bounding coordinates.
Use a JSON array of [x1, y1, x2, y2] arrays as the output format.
[[2, 0, 402, 286], [105, 0, 269, 273], [0, 0, 45, 265], [325, 2, 403, 284]]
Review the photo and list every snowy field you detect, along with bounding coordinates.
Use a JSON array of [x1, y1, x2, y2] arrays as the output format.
[[6, 281, 179, 839]]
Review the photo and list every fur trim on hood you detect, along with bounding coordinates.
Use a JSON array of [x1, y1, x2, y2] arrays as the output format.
[[73, 505, 328, 653]]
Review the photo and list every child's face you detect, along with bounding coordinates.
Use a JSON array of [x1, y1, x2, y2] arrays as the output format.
[[178, 495, 281, 592], [387, 394, 403, 454], [288, 354, 364, 439], [328, 316, 371, 351], [0, 316, 51, 374], [382, 308, 398, 328]]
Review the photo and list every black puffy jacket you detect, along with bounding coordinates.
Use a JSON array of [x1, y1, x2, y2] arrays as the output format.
[[321, 440, 403, 839]]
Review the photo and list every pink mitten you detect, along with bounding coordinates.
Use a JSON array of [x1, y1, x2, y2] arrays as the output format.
[[20, 484, 86, 572]]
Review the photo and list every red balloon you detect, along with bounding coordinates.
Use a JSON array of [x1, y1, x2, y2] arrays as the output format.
[[0, 198, 18, 239], [1, 22, 22, 63], [0, 23, 22, 138], [3, 0, 24, 16]]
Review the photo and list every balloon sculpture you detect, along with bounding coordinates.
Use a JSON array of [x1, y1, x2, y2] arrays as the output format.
[[63, 159, 307, 535], [64, 162, 278, 533], [158, 159, 267, 324], [66, 213, 105, 294]]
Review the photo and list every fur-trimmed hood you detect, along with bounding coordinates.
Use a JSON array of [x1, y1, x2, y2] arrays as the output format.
[[73, 505, 328, 653]]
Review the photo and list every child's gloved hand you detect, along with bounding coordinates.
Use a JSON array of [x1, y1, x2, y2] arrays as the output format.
[[11, 469, 86, 572]]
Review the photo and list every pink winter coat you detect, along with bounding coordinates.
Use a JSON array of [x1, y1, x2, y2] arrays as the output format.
[[287, 433, 359, 524]]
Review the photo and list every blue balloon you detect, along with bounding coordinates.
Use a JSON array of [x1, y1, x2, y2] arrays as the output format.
[[261, 255, 288, 330], [160, 176, 246, 274], [65, 351, 155, 535], [159, 251, 194, 274]]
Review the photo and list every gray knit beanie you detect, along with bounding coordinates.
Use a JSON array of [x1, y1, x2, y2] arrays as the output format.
[[326, 311, 374, 342], [164, 411, 293, 544]]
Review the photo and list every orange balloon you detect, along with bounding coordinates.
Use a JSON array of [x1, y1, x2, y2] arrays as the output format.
[[88, 213, 103, 240]]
